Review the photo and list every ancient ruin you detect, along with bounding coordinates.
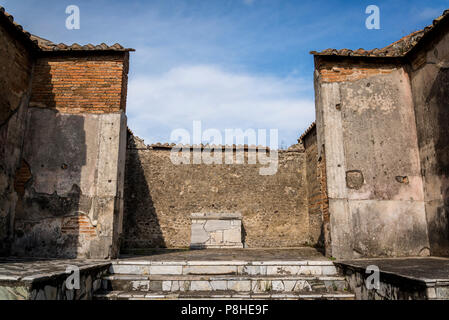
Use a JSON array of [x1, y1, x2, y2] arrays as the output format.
[[0, 5, 448, 300]]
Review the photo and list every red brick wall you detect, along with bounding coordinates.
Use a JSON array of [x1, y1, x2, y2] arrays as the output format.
[[31, 53, 129, 113], [61, 215, 97, 239], [316, 59, 398, 83]]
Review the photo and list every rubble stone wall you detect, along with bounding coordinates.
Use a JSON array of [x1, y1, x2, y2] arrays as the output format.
[[122, 134, 311, 249]]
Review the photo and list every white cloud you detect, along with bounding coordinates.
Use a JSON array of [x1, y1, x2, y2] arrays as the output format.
[[243, 0, 255, 6], [127, 65, 315, 147]]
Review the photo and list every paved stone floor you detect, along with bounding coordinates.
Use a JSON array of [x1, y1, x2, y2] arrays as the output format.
[[119, 247, 328, 261], [0, 257, 109, 281], [337, 257, 449, 282]]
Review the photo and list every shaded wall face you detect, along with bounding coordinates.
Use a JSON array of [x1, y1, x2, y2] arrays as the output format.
[[315, 59, 429, 258], [11, 54, 129, 259], [122, 135, 309, 249], [410, 29, 449, 256], [303, 128, 328, 250], [0, 22, 34, 255], [11, 110, 127, 258]]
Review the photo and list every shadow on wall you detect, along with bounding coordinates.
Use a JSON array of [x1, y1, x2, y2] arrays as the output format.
[[424, 67, 449, 255], [12, 108, 88, 258], [121, 131, 166, 250], [11, 59, 91, 258]]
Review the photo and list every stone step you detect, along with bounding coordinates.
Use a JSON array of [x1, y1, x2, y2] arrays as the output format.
[[101, 274, 347, 293], [110, 260, 338, 276], [94, 290, 355, 300]]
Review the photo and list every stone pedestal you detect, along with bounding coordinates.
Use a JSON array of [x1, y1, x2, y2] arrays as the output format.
[[190, 213, 243, 249]]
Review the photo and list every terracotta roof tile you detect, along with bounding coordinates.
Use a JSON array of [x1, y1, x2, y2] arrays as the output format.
[[0, 6, 39, 49], [311, 9, 449, 58], [298, 122, 316, 142], [30, 35, 135, 52]]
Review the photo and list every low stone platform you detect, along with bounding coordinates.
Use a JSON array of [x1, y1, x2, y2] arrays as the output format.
[[94, 247, 355, 300], [95, 290, 355, 300], [119, 247, 328, 261], [0, 258, 110, 300], [336, 257, 449, 300]]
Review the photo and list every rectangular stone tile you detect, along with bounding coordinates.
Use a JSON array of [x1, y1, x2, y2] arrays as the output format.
[[298, 266, 323, 275], [186, 260, 247, 266], [321, 266, 338, 275], [210, 280, 227, 291], [266, 266, 300, 275], [228, 280, 251, 292], [251, 261, 308, 266], [183, 266, 237, 275], [162, 281, 172, 291], [150, 265, 183, 275], [190, 281, 212, 291]]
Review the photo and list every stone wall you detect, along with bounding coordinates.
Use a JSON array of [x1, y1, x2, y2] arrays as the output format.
[[0, 17, 34, 256], [122, 133, 311, 249], [409, 21, 449, 256], [303, 125, 329, 252], [314, 57, 430, 259], [10, 52, 129, 259]]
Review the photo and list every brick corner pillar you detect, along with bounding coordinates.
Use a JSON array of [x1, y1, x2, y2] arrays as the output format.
[[12, 50, 131, 259]]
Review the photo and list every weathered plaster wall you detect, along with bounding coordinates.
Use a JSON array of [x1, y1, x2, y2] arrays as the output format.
[[10, 53, 129, 259], [314, 58, 430, 258], [0, 20, 34, 255], [122, 133, 310, 249], [11, 110, 127, 258], [409, 25, 449, 256]]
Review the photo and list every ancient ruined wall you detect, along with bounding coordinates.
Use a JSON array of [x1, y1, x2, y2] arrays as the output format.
[[122, 134, 309, 249], [0, 19, 34, 255], [409, 22, 449, 256], [303, 126, 328, 250], [11, 52, 129, 259], [314, 57, 430, 259]]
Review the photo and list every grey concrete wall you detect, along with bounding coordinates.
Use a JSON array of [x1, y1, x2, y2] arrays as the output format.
[[409, 27, 449, 256], [11, 109, 127, 259], [0, 21, 34, 256], [314, 61, 430, 259]]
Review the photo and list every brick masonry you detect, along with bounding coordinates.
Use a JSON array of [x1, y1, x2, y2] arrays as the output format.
[[316, 59, 398, 83], [30, 53, 129, 113]]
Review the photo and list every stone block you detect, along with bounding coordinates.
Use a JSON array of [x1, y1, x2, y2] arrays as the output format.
[[190, 212, 243, 248], [150, 265, 183, 275], [228, 280, 251, 292], [183, 265, 237, 275], [190, 281, 212, 291]]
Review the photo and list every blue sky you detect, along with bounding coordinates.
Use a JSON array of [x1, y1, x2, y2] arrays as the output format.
[[2, 0, 448, 147]]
